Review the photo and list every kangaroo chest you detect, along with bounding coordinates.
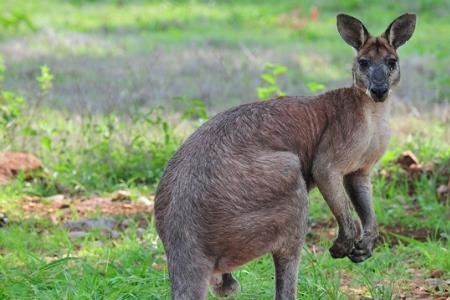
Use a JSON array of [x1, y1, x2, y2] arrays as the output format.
[[352, 103, 391, 173]]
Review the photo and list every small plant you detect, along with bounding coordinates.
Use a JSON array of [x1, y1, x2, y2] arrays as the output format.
[[0, 55, 26, 148], [0, 10, 36, 31], [257, 63, 287, 100], [307, 81, 326, 94], [175, 96, 209, 126], [37, 65, 54, 94], [0, 91, 25, 132], [0, 55, 5, 84], [19, 65, 55, 150]]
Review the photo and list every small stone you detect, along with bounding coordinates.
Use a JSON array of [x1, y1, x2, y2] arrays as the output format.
[[68, 231, 88, 239], [137, 228, 146, 239], [64, 217, 118, 232], [109, 230, 120, 239], [46, 194, 65, 202], [137, 196, 153, 206], [120, 219, 130, 229], [0, 213, 8, 227], [111, 190, 131, 202], [437, 185, 449, 195]]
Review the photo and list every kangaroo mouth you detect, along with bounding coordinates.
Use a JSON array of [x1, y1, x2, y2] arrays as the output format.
[[368, 83, 389, 102], [370, 91, 389, 102]]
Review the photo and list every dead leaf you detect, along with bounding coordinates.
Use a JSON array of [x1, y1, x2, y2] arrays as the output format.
[[397, 150, 420, 169]]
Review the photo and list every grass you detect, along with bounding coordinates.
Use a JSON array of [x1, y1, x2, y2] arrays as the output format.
[[0, 0, 449, 299], [0, 201, 448, 299]]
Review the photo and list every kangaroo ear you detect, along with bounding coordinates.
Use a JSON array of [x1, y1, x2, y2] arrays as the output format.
[[383, 13, 416, 49], [337, 14, 370, 50]]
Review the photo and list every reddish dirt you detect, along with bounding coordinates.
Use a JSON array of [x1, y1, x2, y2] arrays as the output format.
[[21, 193, 154, 224], [0, 152, 42, 183]]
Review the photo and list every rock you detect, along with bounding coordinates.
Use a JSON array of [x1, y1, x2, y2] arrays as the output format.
[[136, 227, 146, 239], [424, 277, 448, 288], [64, 217, 118, 232], [120, 218, 130, 229], [0, 212, 8, 227], [109, 230, 121, 239], [0, 152, 43, 184], [68, 231, 88, 239], [137, 196, 153, 206], [437, 184, 449, 195], [64, 217, 125, 240], [46, 194, 71, 209], [111, 190, 132, 202], [46, 194, 65, 202]]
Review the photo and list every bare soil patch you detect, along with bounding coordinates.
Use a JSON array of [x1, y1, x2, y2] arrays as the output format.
[[0, 152, 42, 184], [20, 192, 153, 224]]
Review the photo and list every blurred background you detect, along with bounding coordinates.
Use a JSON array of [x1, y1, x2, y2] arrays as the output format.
[[0, 1, 449, 299], [1, 0, 449, 113]]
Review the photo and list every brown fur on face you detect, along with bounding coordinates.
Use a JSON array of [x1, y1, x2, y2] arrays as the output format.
[[155, 13, 416, 300], [353, 37, 401, 94]]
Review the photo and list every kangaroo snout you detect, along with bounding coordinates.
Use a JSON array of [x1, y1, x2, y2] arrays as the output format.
[[370, 84, 389, 101], [369, 65, 389, 101]]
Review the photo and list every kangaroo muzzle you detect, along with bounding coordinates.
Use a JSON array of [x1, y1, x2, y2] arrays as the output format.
[[368, 64, 389, 102]]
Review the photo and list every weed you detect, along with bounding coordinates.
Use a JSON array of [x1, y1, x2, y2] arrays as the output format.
[[257, 63, 287, 100]]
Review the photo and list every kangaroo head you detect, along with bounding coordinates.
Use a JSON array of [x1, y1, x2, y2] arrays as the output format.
[[337, 13, 416, 102]]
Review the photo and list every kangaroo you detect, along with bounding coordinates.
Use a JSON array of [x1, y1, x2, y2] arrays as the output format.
[[154, 13, 416, 299]]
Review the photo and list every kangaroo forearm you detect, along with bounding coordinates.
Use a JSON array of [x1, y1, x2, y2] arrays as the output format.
[[344, 174, 377, 231], [315, 172, 356, 238]]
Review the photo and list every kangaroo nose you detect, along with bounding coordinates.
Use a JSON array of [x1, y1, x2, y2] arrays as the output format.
[[370, 85, 388, 100], [372, 69, 385, 84], [371, 65, 388, 85]]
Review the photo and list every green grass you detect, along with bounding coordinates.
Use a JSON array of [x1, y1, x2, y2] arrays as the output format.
[[0, 215, 448, 299]]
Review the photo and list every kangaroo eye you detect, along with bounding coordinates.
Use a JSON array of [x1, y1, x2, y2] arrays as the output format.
[[358, 59, 369, 68], [387, 58, 397, 70]]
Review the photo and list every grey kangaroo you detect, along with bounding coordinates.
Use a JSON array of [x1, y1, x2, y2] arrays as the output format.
[[155, 13, 416, 299]]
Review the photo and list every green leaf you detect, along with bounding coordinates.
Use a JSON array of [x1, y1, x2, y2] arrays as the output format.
[[41, 136, 53, 151], [273, 66, 287, 75], [22, 126, 37, 136], [37, 65, 54, 93], [307, 81, 326, 93], [261, 73, 275, 84]]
